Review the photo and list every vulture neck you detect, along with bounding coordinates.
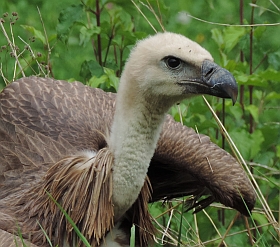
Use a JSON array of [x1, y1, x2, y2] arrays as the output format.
[[109, 73, 169, 220]]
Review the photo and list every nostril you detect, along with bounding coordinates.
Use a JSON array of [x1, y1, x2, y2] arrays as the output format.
[[205, 67, 215, 79]]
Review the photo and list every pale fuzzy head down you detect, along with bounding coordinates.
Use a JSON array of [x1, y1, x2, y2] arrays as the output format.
[[119, 32, 214, 107], [132, 32, 213, 68]]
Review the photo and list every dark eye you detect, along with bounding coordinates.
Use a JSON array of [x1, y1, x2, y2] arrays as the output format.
[[166, 56, 181, 69]]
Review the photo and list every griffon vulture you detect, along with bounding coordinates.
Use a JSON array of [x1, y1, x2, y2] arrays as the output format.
[[0, 32, 255, 247]]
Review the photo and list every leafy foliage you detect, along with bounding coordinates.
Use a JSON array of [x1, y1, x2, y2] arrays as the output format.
[[0, 0, 279, 246]]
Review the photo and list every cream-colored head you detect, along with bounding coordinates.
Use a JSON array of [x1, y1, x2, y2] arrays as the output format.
[[118, 32, 237, 112]]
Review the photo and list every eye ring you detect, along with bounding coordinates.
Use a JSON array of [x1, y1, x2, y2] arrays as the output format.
[[165, 56, 182, 69]]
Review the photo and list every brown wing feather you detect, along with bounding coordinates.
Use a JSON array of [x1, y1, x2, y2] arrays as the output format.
[[1, 76, 113, 150], [0, 228, 39, 247], [151, 115, 256, 215], [14, 148, 114, 246]]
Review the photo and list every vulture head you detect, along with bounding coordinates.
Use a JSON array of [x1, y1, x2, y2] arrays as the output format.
[[118, 32, 237, 112]]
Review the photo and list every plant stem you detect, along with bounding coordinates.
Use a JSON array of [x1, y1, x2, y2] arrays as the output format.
[[103, 24, 115, 66], [218, 213, 239, 247], [239, 0, 245, 111], [119, 36, 124, 76], [249, 0, 256, 134], [219, 99, 225, 225], [96, 0, 102, 66]]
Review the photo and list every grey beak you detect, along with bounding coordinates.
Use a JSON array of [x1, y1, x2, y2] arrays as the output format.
[[202, 60, 238, 105]]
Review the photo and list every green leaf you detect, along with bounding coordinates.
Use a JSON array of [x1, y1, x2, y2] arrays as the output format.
[[268, 49, 280, 70], [229, 103, 244, 121], [211, 28, 224, 48], [245, 104, 259, 123], [250, 130, 264, 159], [230, 129, 264, 160], [107, 5, 133, 32], [223, 26, 246, 53], [255, 169, 280, 189], [247, 74, 268, 87], [250, 130, 265, 159], [234, 72, 268, 87], [276, 145, 280, 159], [130, 224, 135, 247], [48, 34, 57, 43], [259, 125, 279, 151], [80, 60, 104, 81], [266, 92, 280, 100], [57, 4, 84, 44], [112, 30, 137, 48], [111, 0, 138, 15], [104, 67, 119, 90], [254, 25, 266, 40], [211, 27, 247, 53], [252, 211, 270, 229], [79, 25, 101, 47], [87, 67, 119, 90], [20, 25, 46, 44], [88, 75, 107, 88], [259, 68, 280, 82], [234, 71, 248, 83]]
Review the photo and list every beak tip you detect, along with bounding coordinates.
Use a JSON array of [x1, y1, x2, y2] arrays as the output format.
[[231, 89, 238, 106], [230, 82, 238, 106], [202, 60, 238, 104]]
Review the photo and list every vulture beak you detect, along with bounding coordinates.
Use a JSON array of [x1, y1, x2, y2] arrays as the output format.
[[201, 60, 238, 105]]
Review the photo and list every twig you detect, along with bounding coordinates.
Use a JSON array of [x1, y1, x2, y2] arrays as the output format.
[[239, 0, 245, 110], [0, 64, 9, 85], [0, 21, 25, 78], [186, 13, 280, 27], [252, 53, 268, 73], [250, 3, 280, 15], [248, 0, 255, 134], [176, 104, 183, 125], [193, 212, 202, 246], [218, 213, 239, 247], [9, 22, 18, 80], [131, 0, 157, 33], [270, 0, 280, 12], [17, 36, 45, 76], [155, 0, 163, 26], [244, 215, 255, 245], [103, 24, 115, 66], [203, 209, 227, 247], [96, 0, 102, 66], [154, 201, 183, 219], [145, 0, 165, 31], [37, 6, 52, 77], [152, 216, 179, 245], [161, 208, 173, 244]]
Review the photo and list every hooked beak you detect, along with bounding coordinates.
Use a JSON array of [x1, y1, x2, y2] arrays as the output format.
[[201, 60, 238, 105]]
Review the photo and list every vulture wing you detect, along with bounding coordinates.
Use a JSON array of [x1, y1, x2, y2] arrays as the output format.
[[152, 115, 256, 215], [0, 77, 256, 246]]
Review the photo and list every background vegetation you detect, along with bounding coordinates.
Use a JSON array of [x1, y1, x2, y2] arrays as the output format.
[[0, 0, 279, 246]]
